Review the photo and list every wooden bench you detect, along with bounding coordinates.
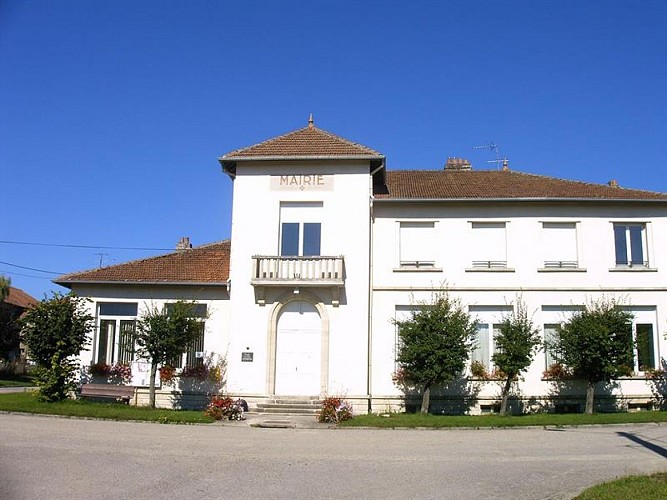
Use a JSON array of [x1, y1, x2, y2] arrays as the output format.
[[80, 384, 136, 404]]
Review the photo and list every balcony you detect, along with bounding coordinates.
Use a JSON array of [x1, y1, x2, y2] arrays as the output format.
[[251, 256, 345, 306]]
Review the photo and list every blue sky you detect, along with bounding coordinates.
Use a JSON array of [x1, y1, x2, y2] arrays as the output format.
[[1, 1, 666, 299]]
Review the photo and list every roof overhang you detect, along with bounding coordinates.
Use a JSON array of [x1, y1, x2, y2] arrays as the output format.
[[55, 280, 230, 288], [220, 155, 385, 178]]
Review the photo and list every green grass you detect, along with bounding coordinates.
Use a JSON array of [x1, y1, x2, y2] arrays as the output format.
[[575, 473, 667, 499], [0, 375, 36, 387], [0, 391, 215, 424], [340, 411, 667, 428]]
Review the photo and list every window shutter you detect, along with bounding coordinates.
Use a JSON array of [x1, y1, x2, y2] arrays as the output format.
[[542, 222, 577, 267], [399, 222, 435, 265]]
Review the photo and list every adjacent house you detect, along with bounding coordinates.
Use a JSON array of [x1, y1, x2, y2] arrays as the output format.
[[57, 119, 667, 413], [1, 286, 39, 366]]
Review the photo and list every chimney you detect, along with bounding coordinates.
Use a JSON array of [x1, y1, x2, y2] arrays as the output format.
[[176, 237, 192, 251], [608, 179, 619, 188], [444, 157, 472, 171]]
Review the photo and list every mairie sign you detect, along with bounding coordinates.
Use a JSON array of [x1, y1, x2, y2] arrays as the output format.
[[270, 174, 334, 191]]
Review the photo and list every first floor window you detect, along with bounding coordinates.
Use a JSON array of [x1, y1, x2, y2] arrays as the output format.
[[542, 222, 578, 268], [614, 223, 648, 267], [470, 222, 507, 269], [280, 222, 321, 256], [399, 221, 436, 268], [279, 202, 323, 257]]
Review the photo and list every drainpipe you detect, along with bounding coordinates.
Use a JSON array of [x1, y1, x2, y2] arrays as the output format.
[[366, 200, 375, 413]]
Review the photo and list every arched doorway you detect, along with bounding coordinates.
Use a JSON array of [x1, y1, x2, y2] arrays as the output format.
[[274, 300, 322, 396]]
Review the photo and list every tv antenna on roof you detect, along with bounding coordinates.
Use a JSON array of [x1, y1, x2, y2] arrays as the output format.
[[95, 252, 109, 268], [474, 142, 509, 170]]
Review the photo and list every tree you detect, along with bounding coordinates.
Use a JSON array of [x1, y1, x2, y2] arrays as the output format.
[[135, 301, 204, 408], [0, 275, 10, 301], [0, 302, 22, 361], [551, 298, 634, 414], [20, 293, 93, 401], [394, 292, 478, 414], [492, 299, 541, 416]]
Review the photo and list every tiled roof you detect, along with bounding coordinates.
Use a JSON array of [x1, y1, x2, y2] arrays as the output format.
[[376, 170, 667, 201], [4, 287, 38, 309], [220, 124, 384, 161], [55, 241, 230, 286]]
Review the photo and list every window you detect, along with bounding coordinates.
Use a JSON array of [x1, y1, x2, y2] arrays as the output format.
[[543, 324, 559, 368], [96, 302, 138, 365], [636, 324, 655, 372], [471, 323, 503, 371], [394, 306, 415, 370], [399, 221, 436, 268], [542, 222, 578, 268], [614, 223, 648, 267], [279, 202, 322, 256], [469, 306, 511, 371], [469, 222, 507, 269], [624, 307, 659, 373], [185, 323, 206, 367], [163, 303, 207, 369]]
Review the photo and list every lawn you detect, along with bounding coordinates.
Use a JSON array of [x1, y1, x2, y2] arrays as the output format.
[[575, 472, 667, 499], [0, 375, 36, 388], [0, 391, 214, 424], [340, 411, 667, 428]]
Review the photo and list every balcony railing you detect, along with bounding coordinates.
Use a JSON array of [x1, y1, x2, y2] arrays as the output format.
[[251, 256, 345, 286]]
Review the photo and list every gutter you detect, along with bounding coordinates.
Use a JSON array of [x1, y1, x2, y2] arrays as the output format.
[[220, 155, 386, 179], [54, 280, 230, 288], [373, 197, 667, 204]]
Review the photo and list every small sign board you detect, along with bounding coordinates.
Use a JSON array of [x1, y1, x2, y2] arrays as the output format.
[[195, 351, 204, 359], [241, 352, 254, 362]]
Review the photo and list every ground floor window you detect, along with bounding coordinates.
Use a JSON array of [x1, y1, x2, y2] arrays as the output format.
[[96, 302, 138, 365], [468, 306, 512, 373], [164, 303, 207, 369]]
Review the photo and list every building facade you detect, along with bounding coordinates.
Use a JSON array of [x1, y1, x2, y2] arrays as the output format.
[[57, 120, 667, 413]]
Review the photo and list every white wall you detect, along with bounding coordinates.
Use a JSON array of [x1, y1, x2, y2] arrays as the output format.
[[226, 161, 372, 397], [370, 200, 667, 408], [69, 284, 230, 387]]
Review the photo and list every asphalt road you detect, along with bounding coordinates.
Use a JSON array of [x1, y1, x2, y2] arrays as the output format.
[[1, 414, 666, 500]]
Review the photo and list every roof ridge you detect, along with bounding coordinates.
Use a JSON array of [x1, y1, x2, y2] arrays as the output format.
[[311, 126, 383, 156], [56, 240, 230, 281], [222, 126, 311, 158], [221, 124, 383, 159]]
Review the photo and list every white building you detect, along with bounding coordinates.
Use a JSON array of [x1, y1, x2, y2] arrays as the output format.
[[57, 119, 667, 413]]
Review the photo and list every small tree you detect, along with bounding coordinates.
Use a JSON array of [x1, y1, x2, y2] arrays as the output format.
[[20, 293, 93, 401], [551, 298, 634, 414], [0, 276, 10, 301], [492, 299, 541, 416], [0, 301, 22, 361], [394, 291, 477, 413], [135, 301, 204, 408]]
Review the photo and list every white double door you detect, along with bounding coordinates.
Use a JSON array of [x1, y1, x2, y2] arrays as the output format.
[[275, 301, 321, 396]]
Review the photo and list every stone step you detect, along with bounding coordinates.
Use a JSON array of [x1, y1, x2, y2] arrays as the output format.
[[252, 396, 322, 415], [255, 407, 320, 415], [265, 399, 321, 405], [256, 402, 321, 410]]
